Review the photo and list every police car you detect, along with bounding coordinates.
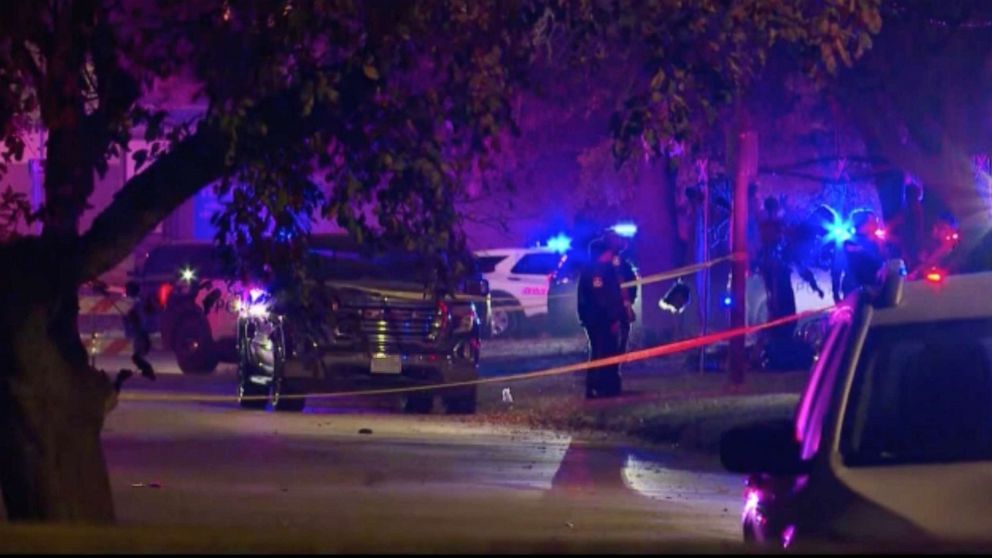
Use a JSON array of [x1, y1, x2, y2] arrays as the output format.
[[474, 246, 567, 337], [129, 242, 243, 374], [721, 262, 992, 549]]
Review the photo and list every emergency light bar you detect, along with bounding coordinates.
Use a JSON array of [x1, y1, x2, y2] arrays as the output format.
[[611, 222, 638, 238], [546, 234, 572, 253]]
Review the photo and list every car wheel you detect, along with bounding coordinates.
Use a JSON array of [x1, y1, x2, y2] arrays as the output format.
[[271, 374, 306, 412], [173, 312, 219, 375], [213, 335, 240, 364], [488, 291, 520, 338], [237, 349, 268, 410], [402, 392, 434, 414], [443, 387, 477, 415]]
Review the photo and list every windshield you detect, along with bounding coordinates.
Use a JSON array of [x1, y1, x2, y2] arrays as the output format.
[[142, 245, 227, 278], [309, 248, 442, 285], [842, 319, 992, 467]]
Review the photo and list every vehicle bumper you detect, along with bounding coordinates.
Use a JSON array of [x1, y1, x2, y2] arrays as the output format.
[[282, 346, 479, 389]]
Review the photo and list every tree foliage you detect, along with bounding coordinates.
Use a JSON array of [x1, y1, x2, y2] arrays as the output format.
[[546, 0, 884, 162], [831, 0, 992, 254], [0, 0, 884, 286], [0, 0, 897, 522]]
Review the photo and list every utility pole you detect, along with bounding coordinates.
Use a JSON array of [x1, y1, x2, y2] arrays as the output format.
[[728, 111, 758, 385], [698, 161, 710, 374]]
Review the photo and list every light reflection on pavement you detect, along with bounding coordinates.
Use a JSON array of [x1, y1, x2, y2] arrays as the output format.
[[98, 352, 743, 547]]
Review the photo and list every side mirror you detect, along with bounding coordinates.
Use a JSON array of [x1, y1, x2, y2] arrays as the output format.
[[720, 419, 811, 475], [873, 259, 906, 308], [464, 278, 489, 297], [202, 288, 222, 314]]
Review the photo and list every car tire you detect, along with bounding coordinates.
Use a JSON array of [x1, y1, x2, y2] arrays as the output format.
[[271, 374, 306, 412], [443, 387, 477, 415], [402, 392, 434, 414], [173, 312, 219, 375], [238, 336, 269, 409], [487, 291, 520, 339], [214, 335, 240, 364], [237, 349, 268, 410]]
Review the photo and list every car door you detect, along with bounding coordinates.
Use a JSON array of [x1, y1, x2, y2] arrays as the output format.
[[507, 252, 562, 317], [747, 305, 856, 545]]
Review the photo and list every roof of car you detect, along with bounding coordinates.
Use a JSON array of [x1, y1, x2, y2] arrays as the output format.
[[474, 247, 558, 257], [872, 271, 992, 325]]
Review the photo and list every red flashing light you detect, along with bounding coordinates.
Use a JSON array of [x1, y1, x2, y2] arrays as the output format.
[[925, 271, 944, 283], [873, 227, 888, 241], [157, 282, 173, 308]]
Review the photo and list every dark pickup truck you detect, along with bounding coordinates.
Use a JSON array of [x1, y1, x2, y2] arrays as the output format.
[[236, 236, 489, 414]]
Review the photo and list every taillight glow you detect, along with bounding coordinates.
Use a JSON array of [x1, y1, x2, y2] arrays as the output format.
[[925, 271, 944, 283], [157, 283, 173, 308]]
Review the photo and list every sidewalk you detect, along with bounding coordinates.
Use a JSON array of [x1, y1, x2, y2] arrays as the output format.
[[470, 363, 808, 458]]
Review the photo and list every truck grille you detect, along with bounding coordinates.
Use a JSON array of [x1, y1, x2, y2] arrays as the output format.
[[338, 302, 436, 350]]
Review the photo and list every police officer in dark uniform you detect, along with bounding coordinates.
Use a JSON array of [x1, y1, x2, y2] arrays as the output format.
[[123, 281, 156, 381], [577, 238, 626, 399], [603, 230, 639, 352], [840, 209, 887, 297]]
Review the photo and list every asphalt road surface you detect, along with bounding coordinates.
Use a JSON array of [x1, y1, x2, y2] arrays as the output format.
[[92, 351, 746, 551]]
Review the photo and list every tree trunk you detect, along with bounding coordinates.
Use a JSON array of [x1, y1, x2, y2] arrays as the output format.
[[728, 119, 758, 386], [633, 156, 682, 346], [0, 240, 115, 522]]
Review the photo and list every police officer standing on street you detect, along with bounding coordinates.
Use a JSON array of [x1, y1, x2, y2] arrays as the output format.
[[577, 236, 628, 399], [123, 280, 156, 382], [839, 209, 887, 297], [603, 230, 638, 352]]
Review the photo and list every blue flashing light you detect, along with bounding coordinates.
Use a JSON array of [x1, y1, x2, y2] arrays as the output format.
[[820, 206, 854, 245], [611, 222, 638, 238], [546, 234, 573, 253], [722, 294, 733, 307]]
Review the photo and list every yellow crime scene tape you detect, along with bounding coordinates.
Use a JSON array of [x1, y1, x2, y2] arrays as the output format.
[[120, 306, 830, 404], [325, 254, 740, 311]]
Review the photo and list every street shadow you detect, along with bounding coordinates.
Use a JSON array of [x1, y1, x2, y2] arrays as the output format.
[[549, 441, 630, 495]]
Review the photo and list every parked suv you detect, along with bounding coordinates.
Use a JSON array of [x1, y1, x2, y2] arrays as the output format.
[[130, 242, 241, 375], [236, 236, 488, 414], [721, 262, 992, 550]]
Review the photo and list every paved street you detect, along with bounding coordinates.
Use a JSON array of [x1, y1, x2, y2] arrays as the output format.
[[95, 354, 746, 550]]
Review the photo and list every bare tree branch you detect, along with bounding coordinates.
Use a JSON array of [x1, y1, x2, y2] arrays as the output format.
[[78, 85, 336, 280], [78, 125, 228, 280]]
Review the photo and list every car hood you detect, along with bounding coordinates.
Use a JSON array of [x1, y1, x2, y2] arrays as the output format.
[[323, 279, 479, 305], [835, 461, 992, 542]]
